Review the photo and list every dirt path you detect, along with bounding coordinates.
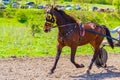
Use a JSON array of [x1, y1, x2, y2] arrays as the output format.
[[0, 54, 120, 80]]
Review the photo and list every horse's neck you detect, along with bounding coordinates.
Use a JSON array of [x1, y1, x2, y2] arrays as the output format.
[[57, 25, 67, 35], [54, 10, 77, 35], [57, 23, 77, 36], [56, 19, 77, 35], [55, 15, 68, 34]]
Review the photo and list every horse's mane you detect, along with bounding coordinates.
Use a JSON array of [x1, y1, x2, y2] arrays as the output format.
[[54, 7, 76, 23]]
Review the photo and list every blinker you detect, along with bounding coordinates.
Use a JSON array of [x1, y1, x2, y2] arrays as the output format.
[[45, 12, 56, 26]]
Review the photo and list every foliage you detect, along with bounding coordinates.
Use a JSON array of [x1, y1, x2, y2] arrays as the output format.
[[16, 10, 28, 23], [9, 0, 113, 5], [0, 10, 4, 18], [67, 10, 120, 27], [0, 9, 16, 18], [112, 0, 120, 13], [59, 0, 113, 4]]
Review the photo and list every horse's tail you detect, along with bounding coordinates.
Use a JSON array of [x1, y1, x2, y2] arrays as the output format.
[[102, 25, 114, 49]]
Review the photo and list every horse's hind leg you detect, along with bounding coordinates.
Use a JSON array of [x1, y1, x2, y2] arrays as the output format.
[[70, 46, 84, 68], [87, 37, 104, 74], [50, 43, 63, 74], [87, 48, 100, 74]]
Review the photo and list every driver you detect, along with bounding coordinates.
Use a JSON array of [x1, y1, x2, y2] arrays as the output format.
[[110, 26, 120, 46], [110, 26, 120, 40]]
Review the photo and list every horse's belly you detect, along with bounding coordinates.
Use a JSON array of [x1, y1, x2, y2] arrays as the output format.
[[58, 38, 79, 46]]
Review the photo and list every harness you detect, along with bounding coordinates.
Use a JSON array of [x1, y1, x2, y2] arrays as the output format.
[[79, 23, 85, 40], [53, 23, 85, 42]]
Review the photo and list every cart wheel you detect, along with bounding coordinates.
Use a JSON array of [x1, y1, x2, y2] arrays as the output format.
[[95, 48, 108, 68]]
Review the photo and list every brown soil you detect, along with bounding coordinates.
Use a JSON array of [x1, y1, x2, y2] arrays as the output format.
[[0, 54, 120, 80]]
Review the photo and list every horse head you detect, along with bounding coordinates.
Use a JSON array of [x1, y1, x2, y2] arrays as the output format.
[[43, 6, 56, 33], [43, 5, 77, 33]]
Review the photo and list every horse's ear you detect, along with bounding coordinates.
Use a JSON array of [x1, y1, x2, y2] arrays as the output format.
[[44, 6, 50, 12], [50, 5, 56, 13], [51, 5, 54, 9], [51, 5, 55, 11], [53, 5, 59, 11]]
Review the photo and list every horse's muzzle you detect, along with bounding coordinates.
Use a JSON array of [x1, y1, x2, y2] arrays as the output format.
[[44, 29, 49, 33], [44, 29, 51, 33]]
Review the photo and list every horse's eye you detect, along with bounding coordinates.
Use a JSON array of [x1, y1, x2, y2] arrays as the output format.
[[46, 14, 52, 19], [47, 16, 50, 19]]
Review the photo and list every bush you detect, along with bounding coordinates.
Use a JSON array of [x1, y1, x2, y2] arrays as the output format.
[[0, 10, 4, 18], [30, 22, 41, 36], [16, 10, 28, 23]]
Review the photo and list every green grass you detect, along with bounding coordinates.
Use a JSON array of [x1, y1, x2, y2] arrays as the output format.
[[0, 25, 119, 58]]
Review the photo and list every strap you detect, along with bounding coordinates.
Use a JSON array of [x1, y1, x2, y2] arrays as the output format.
[[79, 23, 85, 40]]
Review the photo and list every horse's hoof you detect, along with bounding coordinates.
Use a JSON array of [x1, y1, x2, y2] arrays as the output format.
[[80, 64, 85, 68], [86, 69, 90, 75], [103, 64, 107, 68], [48, 70, 54, 74], [76, 64, 84, 68], [103, 64, 108, 70]]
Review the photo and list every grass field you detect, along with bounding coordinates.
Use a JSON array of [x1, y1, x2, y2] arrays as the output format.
[[0, 26, 119, 57], [0, 3, 120, 58], [0, 24, 119, 58]]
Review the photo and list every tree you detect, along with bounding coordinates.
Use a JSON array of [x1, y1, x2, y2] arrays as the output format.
[[105, 0, 112, 4], [112, 0, 120, 13]]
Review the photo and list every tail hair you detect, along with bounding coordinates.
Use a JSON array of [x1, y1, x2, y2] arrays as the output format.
[[102, 25, 114, 49]]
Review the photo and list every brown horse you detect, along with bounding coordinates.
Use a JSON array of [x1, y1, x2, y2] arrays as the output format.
[[43, 6, 114, 74]]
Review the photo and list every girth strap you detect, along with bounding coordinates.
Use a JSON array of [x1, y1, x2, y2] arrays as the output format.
[[79, 23, 85, 40]]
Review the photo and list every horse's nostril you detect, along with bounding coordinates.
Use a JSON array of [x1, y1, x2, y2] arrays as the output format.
[[44, 29, 48, 32]]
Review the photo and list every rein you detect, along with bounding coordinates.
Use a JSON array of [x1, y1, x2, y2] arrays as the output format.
[[52, 23, 120, 43], [85, 28, 120, 42], [52, 23, 77, 28]]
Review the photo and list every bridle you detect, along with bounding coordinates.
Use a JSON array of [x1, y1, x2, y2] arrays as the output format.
[[52, 23, 77, 28], [45, 10, 77, 29], [45, 11, 56, 26]]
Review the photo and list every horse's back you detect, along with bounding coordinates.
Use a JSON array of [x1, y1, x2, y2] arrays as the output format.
[[79, 22, 106, 45]]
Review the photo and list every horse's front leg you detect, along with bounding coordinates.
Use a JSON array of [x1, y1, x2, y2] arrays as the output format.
[[70, 46, 84, 68], [50, 43, 63, 74]]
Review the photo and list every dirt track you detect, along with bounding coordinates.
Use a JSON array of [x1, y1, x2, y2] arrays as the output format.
[[0, 54, 120, 80]]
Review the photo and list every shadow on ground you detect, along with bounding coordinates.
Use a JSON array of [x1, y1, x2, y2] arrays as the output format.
[[70, 66, 120, 80]]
